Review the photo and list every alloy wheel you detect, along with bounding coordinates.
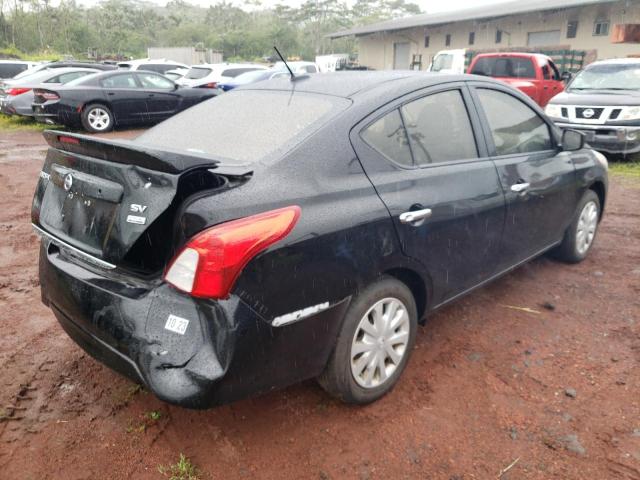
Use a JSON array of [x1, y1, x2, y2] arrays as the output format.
[[576, 200, 598, 255], [87, 108, 111, 131], [350, 297, 410, 389]]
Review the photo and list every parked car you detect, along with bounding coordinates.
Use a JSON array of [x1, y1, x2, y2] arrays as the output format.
[[272, 61, 320, 74], [0, 67, 99, 117], [217, 68, 290, 92], [32, 70, 216, 132], [468, 53, 566, 107], [427, 49, 467, 74], [117, 58, 189, 74], [176, 63, 267, 89], [0, 60, 39, 80], [10, 61, 115, 81], [31, 72, 607, 409], [544, 58, 640, 161], [163, 68, 189, 81]]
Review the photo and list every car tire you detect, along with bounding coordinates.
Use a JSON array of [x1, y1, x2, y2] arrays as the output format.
[[553, 190, 601, 263], [81, 103, 114, 133], [318, 276, 418, 404]]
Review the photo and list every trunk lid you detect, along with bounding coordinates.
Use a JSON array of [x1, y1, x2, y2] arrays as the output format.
[[32, 130, 252, 270]]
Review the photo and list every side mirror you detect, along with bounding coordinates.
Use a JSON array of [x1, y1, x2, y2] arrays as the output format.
[[561, 71, 572, 83], [173, 83, 180, 90], [562, 129, 585, 152]]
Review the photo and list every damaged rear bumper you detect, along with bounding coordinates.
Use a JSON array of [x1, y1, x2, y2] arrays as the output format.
[[38, 241, 348, 408]]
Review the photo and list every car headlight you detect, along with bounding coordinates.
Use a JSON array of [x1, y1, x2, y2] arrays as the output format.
[[618, 106, 640, 121], [545, 104, 563, 118], [593, 150, 608, 170]]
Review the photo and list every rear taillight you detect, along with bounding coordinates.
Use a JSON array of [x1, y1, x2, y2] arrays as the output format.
[[164, 206, 301, 299], [36, 90, 59, 101], [58, 135, 80, 145], [6, 87, 31, 96], [200, 82, 217, 89]]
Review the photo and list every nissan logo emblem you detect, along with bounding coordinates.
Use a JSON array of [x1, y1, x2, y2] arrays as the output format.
[[582, 108, 595, 119], [64, 173, 73, 191]]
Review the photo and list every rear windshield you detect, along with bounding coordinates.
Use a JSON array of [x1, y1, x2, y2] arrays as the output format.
[[471, 57, 536, 79], [136, 90, 350, 164], [0, 63, 29, 78], [185, 67, 212, 79], [221, 67, 261, 78]]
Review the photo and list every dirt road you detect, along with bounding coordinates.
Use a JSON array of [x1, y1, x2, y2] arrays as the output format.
[[0, 128, 639, 480]]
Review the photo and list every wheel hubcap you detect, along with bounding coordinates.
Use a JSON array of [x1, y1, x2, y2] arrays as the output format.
[[87, 108, 110, 130], [576, 200, 598, 255], [350, 297, 410, 389]]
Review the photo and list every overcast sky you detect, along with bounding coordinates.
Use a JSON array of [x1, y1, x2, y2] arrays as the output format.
[[76, 0, 510, 13]]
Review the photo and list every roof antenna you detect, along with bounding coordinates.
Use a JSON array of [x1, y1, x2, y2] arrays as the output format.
[[273, 46, 296, 80]]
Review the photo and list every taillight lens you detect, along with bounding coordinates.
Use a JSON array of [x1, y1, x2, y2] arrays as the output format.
[[164, 206, 301, 299], [200, 82, 217, 88], [36, 90, 59, 101], [6, 87, 31, 96]]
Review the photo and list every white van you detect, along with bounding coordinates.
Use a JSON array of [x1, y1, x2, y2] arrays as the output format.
[[427, 49, 467, 74]]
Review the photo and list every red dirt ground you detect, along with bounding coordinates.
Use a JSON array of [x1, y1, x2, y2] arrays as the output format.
[[0, 128, 639, 480]]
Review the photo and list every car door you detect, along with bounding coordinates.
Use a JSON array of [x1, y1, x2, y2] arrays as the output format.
[[540, 59, 563, 106], [352, 84, 505, 307], [468, 83, 577, 270], [99, 73, 149, 124], [136, 72, 180, 120]]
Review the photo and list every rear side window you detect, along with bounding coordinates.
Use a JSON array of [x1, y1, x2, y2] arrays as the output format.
[[471, 57, 536, 79], [101, 74, 138, 88], [476, 88, 552, 156], [0, 63, 28, 78], [400, 90, 477, 164], [138, 73, 174, 89], [221, 68, 261, 78], [136, 91, 349, 164], [54, 71, 92, 84], [362, 110, 413, 167]]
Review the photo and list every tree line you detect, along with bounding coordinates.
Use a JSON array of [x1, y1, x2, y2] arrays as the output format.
[[0, 0, 421, 61]]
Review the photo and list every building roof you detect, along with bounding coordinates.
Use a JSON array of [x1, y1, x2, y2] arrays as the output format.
[[328, 0, 617, 38]]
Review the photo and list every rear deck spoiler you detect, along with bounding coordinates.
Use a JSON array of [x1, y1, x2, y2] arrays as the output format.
[[43, 130, 254, 177]]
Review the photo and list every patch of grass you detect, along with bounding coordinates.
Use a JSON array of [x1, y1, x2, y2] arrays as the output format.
[[158, 454, 201, 480], [0, 114, 61, 131], [609, 162, 640, 180], [125, 409, 163, 433]]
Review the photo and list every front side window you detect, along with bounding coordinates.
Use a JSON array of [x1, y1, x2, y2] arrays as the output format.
[[401, 90, 477, 164], [100, 74, 138, 88], [138, 73, 174, 89], [361, 109, 413, 167], [477, 88, 552, 156]]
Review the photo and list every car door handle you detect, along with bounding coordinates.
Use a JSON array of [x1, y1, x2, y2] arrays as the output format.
[[399, 208, 432, 225], [148, 93, 155, 97], [510, 182, 530, 193], [107, 92, 115, 96]]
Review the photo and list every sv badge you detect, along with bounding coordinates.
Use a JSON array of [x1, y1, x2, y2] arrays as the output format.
[[130, 204, 148, 213]]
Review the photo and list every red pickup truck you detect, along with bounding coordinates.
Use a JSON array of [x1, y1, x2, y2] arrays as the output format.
[[468, 53, 565, 107]]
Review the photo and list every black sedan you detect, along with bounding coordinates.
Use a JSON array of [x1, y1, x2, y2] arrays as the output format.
[[32, 70, 216, 132], [31, 72, 608, 408]]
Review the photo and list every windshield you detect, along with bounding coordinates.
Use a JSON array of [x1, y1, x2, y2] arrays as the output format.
[[569, 63, 640, 90], [431, 54, 453, 72], [64, 72, 100, 86], [185, 67, 212, 80], [136, 90, 350, 164]]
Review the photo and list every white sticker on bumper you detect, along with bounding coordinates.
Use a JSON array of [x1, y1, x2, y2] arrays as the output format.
[[164, 314, 190, 335]]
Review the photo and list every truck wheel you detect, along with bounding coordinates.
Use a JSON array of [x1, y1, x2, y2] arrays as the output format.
[[553, 190, 601, 263], [81, 104, 114, 133], [318, 276, 417, 404]]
